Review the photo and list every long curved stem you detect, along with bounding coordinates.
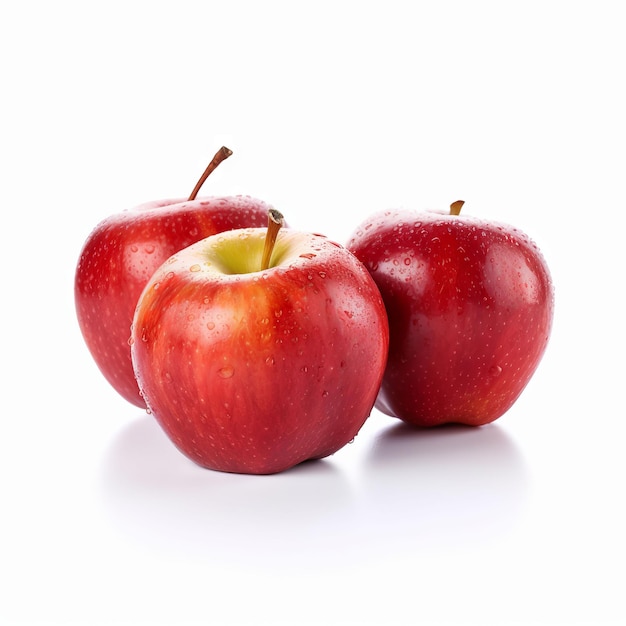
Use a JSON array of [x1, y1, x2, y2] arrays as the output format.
[[188, 146, 233, 201]]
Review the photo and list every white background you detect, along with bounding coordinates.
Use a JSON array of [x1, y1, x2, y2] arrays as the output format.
[[1, 1, 624, 625]]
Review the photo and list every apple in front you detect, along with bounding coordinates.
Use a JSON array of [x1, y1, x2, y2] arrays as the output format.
[[75, 148, 271, 408], [347, 201, 554, 427], [131, 216, 389, 474]]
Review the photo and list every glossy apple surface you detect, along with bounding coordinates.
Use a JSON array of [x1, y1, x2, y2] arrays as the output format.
[[130, 226, 389, 474], [75, 194, 272, 407], [347, 204, 554, 427]]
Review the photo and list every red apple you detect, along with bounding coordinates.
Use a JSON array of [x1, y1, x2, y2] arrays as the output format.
[[75, 147, 272, 408], [130, 211, 389, 474], [347, 201, 554, 427]]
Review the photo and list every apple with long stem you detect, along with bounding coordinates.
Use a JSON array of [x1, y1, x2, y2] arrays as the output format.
[[75, 147, 272, 408], [347, 201, 554, 427], [130, 211, 390, 474]]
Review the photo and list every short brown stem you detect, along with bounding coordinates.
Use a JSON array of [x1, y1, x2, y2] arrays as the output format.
[[450, 200, 465, 216], [188, 146, 233, 201], [261, 209, 284, 271]]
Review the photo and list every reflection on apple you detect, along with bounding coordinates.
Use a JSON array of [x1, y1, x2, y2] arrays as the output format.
[[361, 422, 529, 547], [100, 415, 356, 563]]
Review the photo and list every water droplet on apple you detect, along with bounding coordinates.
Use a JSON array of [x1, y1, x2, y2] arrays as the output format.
[[431, 236, 440, 244], [218, 366, 234, 379], [207, 321, 215, 330], [322, 390, 329, 398], [265, 356, 275, 366], [300, 253, 316, 260], [127, 336, 134, 346], [190, 264, 201, 272], [318, 271, 327, 278], [301, 366, 309, 373], [144, 244, 155, 254], [489, 365, 503, 377], [130, 244, 139, 253], [404, 257, 411, 265]]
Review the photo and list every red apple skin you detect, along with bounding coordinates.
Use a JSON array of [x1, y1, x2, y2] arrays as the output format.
[[347, 208, 554, 427], [75, 196, 272, 408], [130, 229, 389, 474]]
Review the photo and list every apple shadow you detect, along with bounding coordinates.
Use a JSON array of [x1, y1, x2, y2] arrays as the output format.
[[354, 420, 530, 551], [99, 415, 356, 567]]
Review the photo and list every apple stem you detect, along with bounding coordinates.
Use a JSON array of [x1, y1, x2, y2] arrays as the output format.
[[261, 209, 285, 271], [450, 200, 465, 216], [187, 146, 233, 201]]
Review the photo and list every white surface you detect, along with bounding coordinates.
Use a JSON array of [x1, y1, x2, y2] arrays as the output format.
[[2, 1, 624, 624]]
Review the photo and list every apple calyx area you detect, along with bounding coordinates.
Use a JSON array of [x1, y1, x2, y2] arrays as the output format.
[[450, 200, 465, 216], [187, 146, 233, 201], [261, 208, 285, 271]]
